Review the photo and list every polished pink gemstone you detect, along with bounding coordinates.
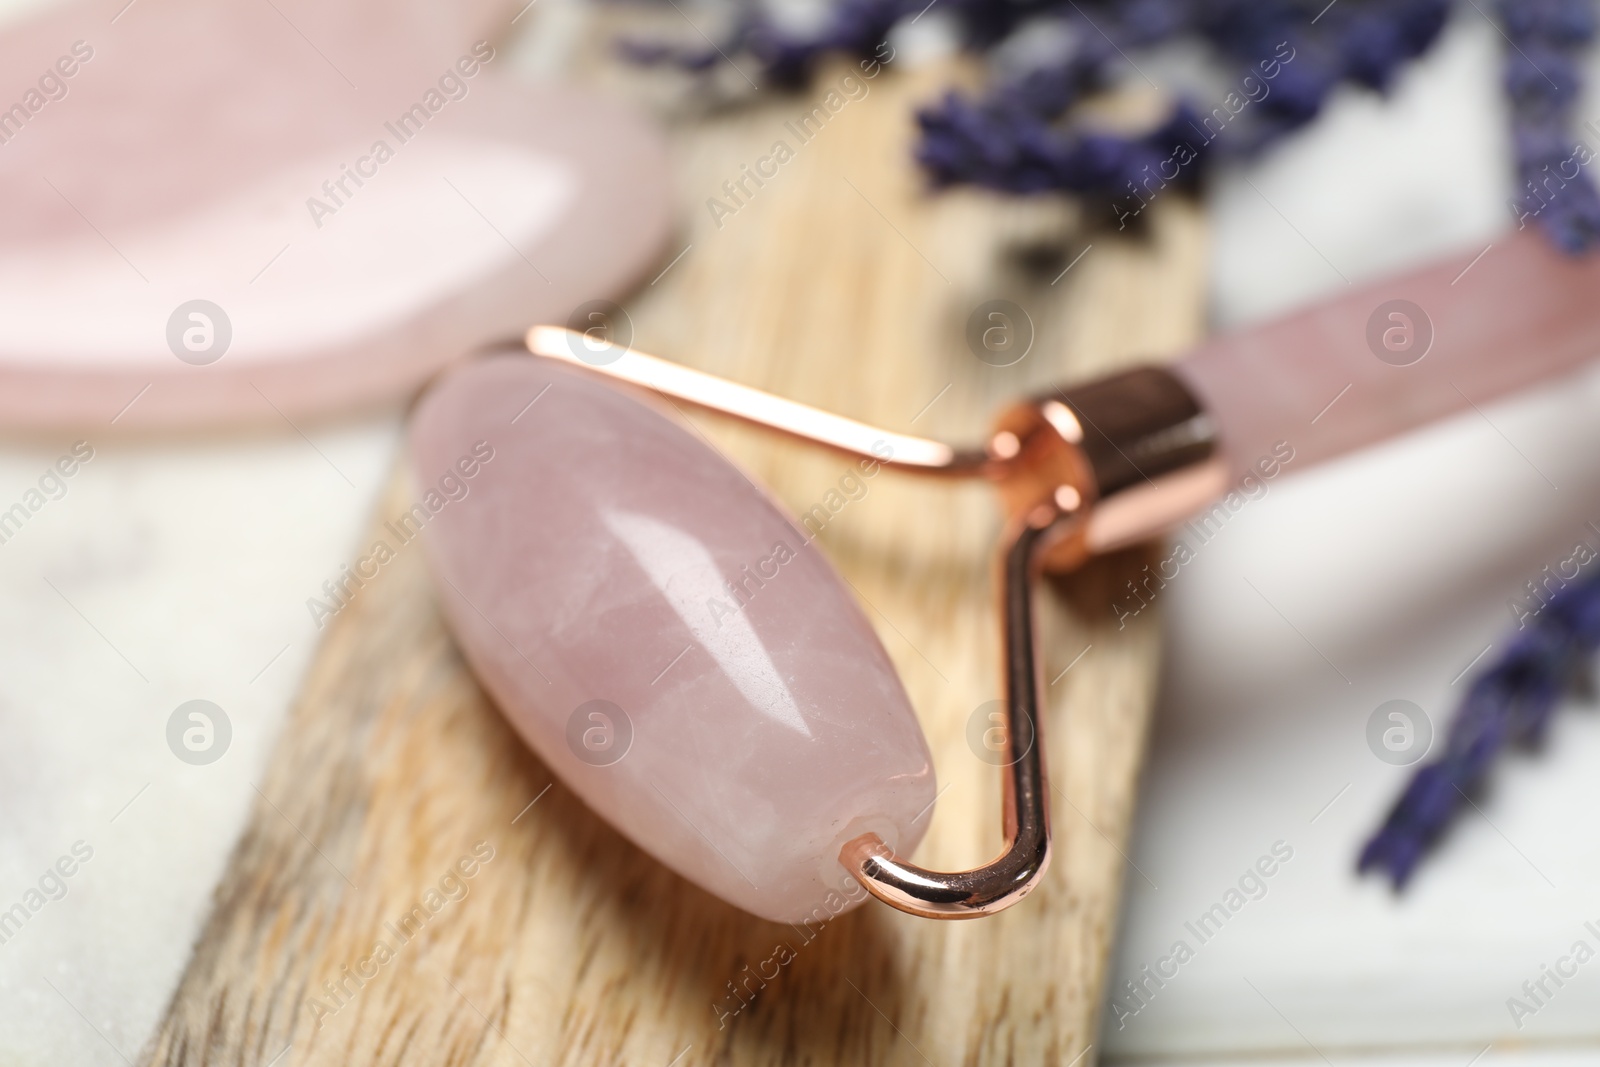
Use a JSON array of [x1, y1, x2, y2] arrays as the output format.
[[0, 0, 670, 429], [410, 354, 935, 923], [1175, 229, 1600, 479]]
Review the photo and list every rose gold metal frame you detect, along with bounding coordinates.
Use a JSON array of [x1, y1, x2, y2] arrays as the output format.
[[524, 326, 998, 477], [839, 505, 1063, 917], [524, 326, 1219, 920]]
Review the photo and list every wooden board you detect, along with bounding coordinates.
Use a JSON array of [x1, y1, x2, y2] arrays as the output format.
[[140, 55, 1206, 1067]]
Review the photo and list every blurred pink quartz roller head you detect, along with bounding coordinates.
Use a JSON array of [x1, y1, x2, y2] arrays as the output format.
[[411, 229, 1600, 924], [0, 0, 670, 426]]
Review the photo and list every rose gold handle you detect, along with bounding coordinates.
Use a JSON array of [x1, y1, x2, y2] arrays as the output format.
[[840, 504, 1064, 918]]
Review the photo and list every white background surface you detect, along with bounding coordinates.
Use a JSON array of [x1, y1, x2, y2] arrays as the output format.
[[0, 419, 401, 1064], [1107, 14, 1600, 1067], [0, 2, 1597, 1064]]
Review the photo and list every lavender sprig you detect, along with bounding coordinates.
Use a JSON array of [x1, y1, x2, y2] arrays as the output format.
[[619, 0, 915, 89], [624, 0, 1600, 252], [915, 0, 1451, 215], [1502, 0, 1600, 251], [1360, 567, 1600, 887]]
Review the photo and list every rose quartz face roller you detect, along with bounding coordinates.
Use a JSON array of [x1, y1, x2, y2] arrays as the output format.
[[412, 229, 1600, 924], [0, 0, 669, 427]]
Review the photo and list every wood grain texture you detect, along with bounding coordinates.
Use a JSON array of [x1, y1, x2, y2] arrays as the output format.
[[140, 54, 1206, 1067]]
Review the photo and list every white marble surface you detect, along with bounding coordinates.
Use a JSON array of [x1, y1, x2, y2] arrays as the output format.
[[0, 418, 402, 1065], [1106, 13, 1600, 1066]]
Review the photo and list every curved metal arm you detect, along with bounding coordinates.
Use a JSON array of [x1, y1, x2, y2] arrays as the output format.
[[839, 506, 1064, 918], [524, 326, 999, 478], [525, 325, 1220, 570]]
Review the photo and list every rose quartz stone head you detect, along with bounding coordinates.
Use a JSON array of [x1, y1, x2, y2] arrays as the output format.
[[410, 354, 936, 923], [0, 0, 669, 428]]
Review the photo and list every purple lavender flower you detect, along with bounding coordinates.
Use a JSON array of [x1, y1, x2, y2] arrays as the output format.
[[1500, 0, 1600, 251], [1360, 568, 1600, 887], [623, 0, 1600, 252], [911, 0, 1450, 221]]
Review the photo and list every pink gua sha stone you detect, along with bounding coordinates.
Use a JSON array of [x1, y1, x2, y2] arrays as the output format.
[[1175, 229, 1600, 480], [410, 354, 936, 924], [0, 0, 670, 428]]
